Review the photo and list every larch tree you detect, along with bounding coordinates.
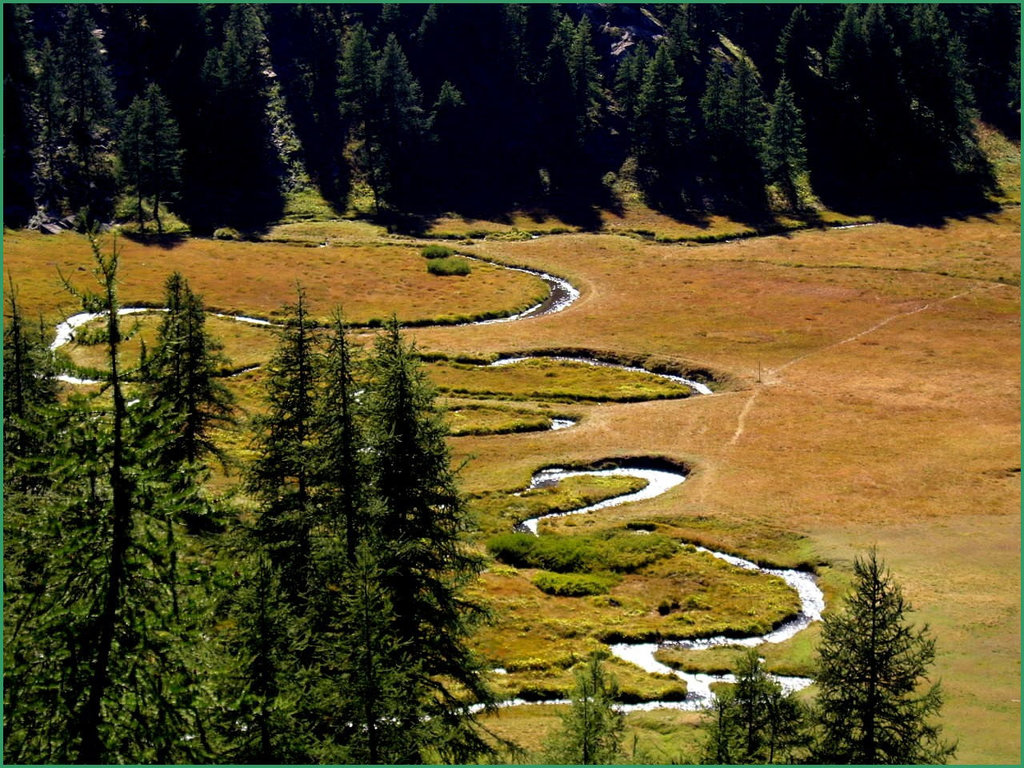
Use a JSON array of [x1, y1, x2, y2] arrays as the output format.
[[700, 651, 809, 765], [762, 76, 808, 208], [813, 549, 957, 764], [3, 235, 210, 764], [362, 319, 496, 763], [57, 4, 116, 221], [146, 271, 233, 470], [543, 653, 625, 765], [249, 288, 320, 607]]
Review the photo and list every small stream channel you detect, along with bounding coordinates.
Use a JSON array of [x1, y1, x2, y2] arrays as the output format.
[[48, 251, 821, 713], [510, 464, 823, 711]]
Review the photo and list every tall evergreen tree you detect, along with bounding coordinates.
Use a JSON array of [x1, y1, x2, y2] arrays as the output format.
[[813, 549, 956, 764], [701, 57, 767, 208], [3, 279, 58, 468], [146, 272, 233, 469], [194, 3, 281, 229], [365, 34, 427, 213], [762, 76, 808, 208], [339, 23, 376, 130], [249, 289, 320, 606], [325, 539, 426, 764], [362, 320, 495, 762], [57, 4, 116, 221], [312, 313, 365, 566], [633, 40, 689, 207], [4, 236, 210, 763], [543, 654, 625, 765], [700, 651, 808, 764]]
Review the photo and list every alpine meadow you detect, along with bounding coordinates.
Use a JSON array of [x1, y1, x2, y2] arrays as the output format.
[[2, 4, 1020, 765]]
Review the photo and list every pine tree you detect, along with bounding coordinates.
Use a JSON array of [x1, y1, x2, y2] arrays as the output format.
[[146, 272, 233, 469], [4, 235, 210, 763], [762, 77, 808, 208], [249, 288, 320, 606], [57, 4, 116, 221], [544, 653, 625, 765], [700, 651, 808, 764], [362, 319, 495, 762], [813, 549, 957, 764]]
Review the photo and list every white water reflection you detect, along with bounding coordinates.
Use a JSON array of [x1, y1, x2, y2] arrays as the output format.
[[505, 464, 824, 711], [519, 467, 685, 535]]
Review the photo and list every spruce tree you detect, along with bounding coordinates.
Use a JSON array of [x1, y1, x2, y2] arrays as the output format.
[[700, 651, 808, 764], [4, 236, 210, 763], [362, 319, 495, 763], [813, 549, 956, 764], [544, 654, 625, 765], [249, 288, 320, 606], [762, 77, 808, 208]]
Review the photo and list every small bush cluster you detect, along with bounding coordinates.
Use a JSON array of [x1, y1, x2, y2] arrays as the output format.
[[213, 227, 243, 240], [532, 571, 619, 597], [426, 256, 471, 276], [421, 244, 453, 259], [487, 530, 678, 574]]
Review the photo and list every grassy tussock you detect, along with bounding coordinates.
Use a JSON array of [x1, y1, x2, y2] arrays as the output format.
[[427, 358, 694, 403], [471, 474, 648, 536], [426, 256, 471, 276], [446, 403, 565, 437]]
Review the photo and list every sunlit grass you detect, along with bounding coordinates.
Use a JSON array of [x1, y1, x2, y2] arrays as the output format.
[[427, 357, 694, 403]]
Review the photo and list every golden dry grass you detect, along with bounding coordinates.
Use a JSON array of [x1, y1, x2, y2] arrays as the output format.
[[2, 229, 547, 328], [413, 207, 1019, 764], [8, 195, 1019, 762]]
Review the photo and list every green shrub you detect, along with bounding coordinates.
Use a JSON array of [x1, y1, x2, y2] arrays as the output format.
[[421, 244, 453, 259], [427, 256, 471, 276], [487, 530, 679, 574], [532, 571, 619, 597], [213, 227, 242, 241]]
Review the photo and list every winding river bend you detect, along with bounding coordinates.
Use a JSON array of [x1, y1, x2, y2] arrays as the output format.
[[516, 465, 823, 710], [50, 246, 823, 711]]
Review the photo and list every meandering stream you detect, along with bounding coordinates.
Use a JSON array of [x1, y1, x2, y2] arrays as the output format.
[[516, 465, 823, 710], [49, 244, 823, 712]]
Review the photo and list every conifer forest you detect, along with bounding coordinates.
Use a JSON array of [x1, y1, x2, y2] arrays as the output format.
[[3, 3, 1020, 765]]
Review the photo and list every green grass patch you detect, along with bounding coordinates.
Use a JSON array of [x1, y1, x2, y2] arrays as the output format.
[[62, 313, 272, 376], [426, 358, 694, 403], [421, 244, 454, 259], [426, 256, 471, 276], [446, 403, 565, 436], [532, 571, 620, 597], [277, 186, 342, 223], [472, 474, 648, 535], [488, 529, 680, 574]]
